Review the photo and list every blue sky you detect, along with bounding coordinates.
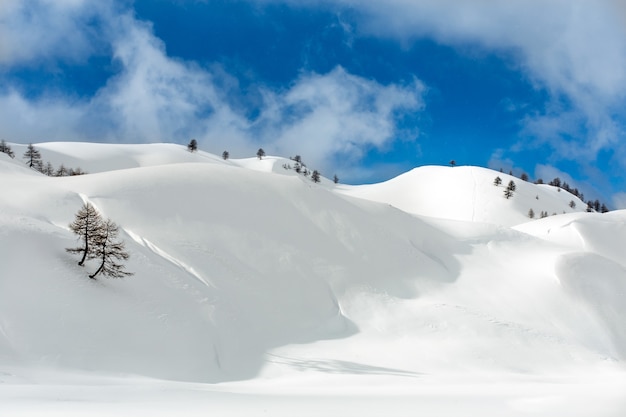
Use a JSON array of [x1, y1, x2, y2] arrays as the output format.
[[1, 1, 626, 208]]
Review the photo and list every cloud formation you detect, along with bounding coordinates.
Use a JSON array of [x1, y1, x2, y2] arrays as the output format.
[[270, 0, 626, 173], [0, 1, 425, 180], [0, 0, 105, 65]]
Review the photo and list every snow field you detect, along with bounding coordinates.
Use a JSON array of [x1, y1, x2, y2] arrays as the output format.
[[1, 143, 625, 415]]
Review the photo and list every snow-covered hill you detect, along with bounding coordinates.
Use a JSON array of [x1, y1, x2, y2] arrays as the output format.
[[1, 143, 625, 416], [340, 165, 587, 226]]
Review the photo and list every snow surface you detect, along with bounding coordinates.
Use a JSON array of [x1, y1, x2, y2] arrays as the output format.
[[1, 143, 625, 415]]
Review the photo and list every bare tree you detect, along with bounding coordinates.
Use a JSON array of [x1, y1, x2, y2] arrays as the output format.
[[66, 202, 104, 266], [55, 164, 68, 177], [89, 219, 132, 279], [0, 140, 15, 158]]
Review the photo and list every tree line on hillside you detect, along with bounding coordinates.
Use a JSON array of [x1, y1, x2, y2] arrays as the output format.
[[188, 139, 339, 185], [1, 141, 86, 176], [494, 172, 610, 219], [498, 169, 611, 213], [281, 154, 335, 184]]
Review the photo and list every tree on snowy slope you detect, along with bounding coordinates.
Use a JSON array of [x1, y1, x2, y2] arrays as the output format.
[[256, 148, 266, 159], [504, 180, 516, 199], [187, 139, 198, 152], [23, 143, 43, 171], [66, 202, 104, 266], [88, 219, 132, 279], [0, 140, 15, 158]]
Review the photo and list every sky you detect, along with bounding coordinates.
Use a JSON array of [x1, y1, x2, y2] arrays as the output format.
[[1, 0, 626, 208]]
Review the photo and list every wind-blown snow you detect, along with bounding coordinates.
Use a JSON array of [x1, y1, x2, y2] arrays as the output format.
[[1, 143, 624, 416]]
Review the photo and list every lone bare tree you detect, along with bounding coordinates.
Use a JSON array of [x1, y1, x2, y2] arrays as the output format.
[[89, 219, 132, 279], [66, 202, 104, 266]]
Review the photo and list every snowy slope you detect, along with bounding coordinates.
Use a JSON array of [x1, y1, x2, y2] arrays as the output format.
[[1, 143, 625, 415], [339, 165, 587, 226]]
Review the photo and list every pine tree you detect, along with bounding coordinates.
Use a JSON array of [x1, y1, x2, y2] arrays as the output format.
[[187, 139, 198, 152], [23, 143, 43, 171], [528, 208, 535, 219], [256, 148, 265, 159], [88, 219, 132, 279], [43, 161, 55, 176], [222, 150, 229, 160], [569, 200, 576, 209], [311, 170, 321, 183], [333, 174, 339, 184], [493, 176, 502, 186], [66, 202, 105, 266], [520, 173, 529, 181], [504, 180, 516, 199]]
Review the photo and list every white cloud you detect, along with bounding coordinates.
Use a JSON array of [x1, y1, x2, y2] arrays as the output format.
[[257, 68, 424, 166], [0, 0, 106, 65], [0, 3, 425, 180], [267, 0, 626, 167]]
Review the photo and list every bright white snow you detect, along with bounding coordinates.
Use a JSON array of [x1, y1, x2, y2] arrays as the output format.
[[1, 142, 625, 416]]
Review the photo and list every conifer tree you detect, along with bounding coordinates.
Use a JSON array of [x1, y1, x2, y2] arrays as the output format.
[[222, 150, 229, 160], [493, 176, 502, 186], [504, 180, 516, 199], [256, 148, 265, 159], [333, 174, 339, 184], [88, 219, 132, 279], [528, 208, 535, 219], [187, 139, 198, 152], [23, 143, 43, 171], [311, 170, 321, 183], [66, 202, 104, 266], [43, 161, 55, 176]]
